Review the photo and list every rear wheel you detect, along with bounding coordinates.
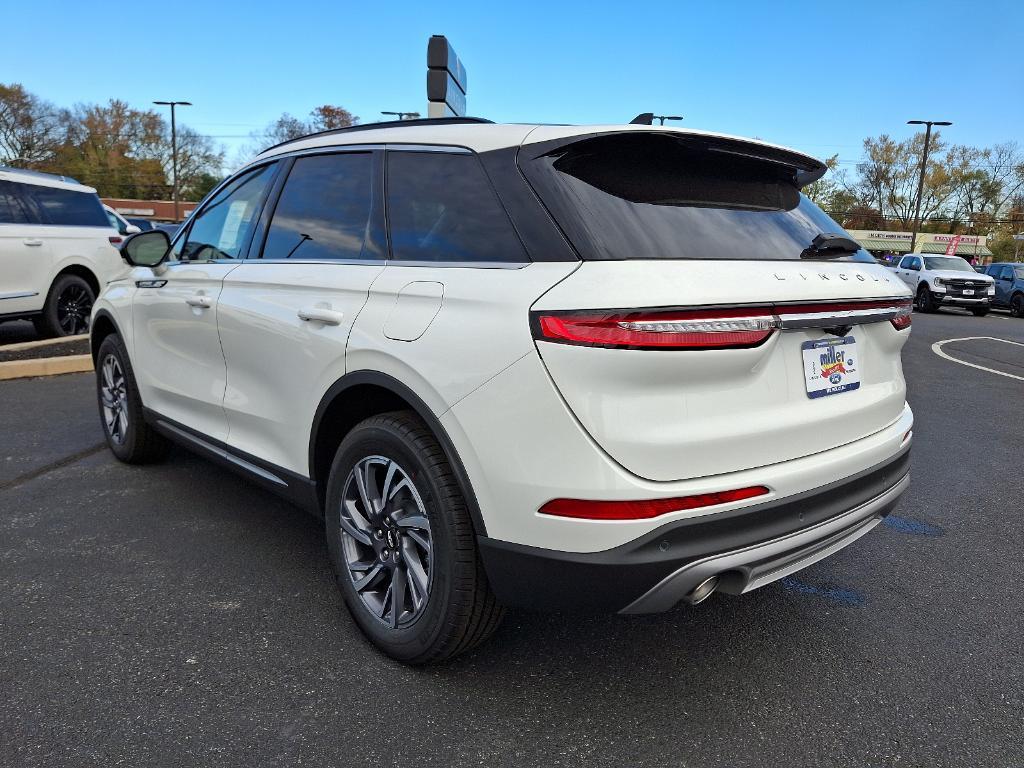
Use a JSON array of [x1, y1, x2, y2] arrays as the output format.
[[36, 273, 95, 338], [325, 411, 504, 664], [916, 285, 937, 313], [1011, 294, 1024, 318]]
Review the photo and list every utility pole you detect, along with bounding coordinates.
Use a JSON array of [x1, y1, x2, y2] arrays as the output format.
[[907, 119, 951, 253], [651, 115, 683, 126], [154, 101, 192, 222], [381, 111, 421, 121]]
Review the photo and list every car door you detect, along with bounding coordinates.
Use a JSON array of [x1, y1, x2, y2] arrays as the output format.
[[131, 162, 280, 442], [216, 150, 386, 475], [895, 255, 912, 288], [995, 266, 1014, 305], [0, 179, 51, 316]]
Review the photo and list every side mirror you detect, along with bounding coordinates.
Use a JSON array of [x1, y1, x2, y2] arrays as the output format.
[[125, 224, 142, 235], [121, 229, 170, 268]]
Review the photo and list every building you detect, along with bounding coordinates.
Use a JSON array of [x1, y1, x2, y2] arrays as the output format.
[[848, 230, 993, 264], [100, 198, 196, 223]]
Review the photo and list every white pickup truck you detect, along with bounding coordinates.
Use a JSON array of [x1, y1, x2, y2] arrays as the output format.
[[892, 254, 995, 316]]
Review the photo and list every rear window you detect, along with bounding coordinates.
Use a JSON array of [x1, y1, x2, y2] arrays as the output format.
[[386, 151, 526, 263], [520, 132, 873, 263], [25, 184, 108, 227]]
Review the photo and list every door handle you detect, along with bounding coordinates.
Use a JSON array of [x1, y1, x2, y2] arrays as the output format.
[[185, 295, 212, 309], [22, 238, 43, 246], [297, 307, 344, 326]]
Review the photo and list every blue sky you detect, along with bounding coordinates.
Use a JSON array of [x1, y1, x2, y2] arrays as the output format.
[[4, 0, 1022, 171]]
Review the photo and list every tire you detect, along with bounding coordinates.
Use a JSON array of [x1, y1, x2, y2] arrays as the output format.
[[95, 334, 170, 463], [916, 285, 937, 313], [325, 411, 504, 664], [1011, 294, 1024, 318], [37, 273, 95, 338], [971, 307, 990, 317]]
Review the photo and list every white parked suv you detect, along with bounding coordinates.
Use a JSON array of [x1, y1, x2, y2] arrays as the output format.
[[0, 167, 125, 336], [91, 119, 915, 663], [893, 253, 995, 315]]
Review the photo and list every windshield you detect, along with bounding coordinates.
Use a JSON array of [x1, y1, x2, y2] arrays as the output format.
[[519, 132, 873, 263], [923, 256, 974, 272]]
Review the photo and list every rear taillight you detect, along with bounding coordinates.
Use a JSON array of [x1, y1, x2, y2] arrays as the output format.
[[534, 299, 913, 349], [538, 486, 770, 520], [536, 309, 778, 350], [890, 309, 912, 331]]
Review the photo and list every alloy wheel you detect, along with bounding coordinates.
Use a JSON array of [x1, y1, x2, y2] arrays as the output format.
[[100, 354, 128, 444], [57, 284, 93, 335], [339, 456, 433, 628]]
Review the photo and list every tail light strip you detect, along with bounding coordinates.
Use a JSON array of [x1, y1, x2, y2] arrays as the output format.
[[534, 299, 911, 350], [539, 486, 770, 520]]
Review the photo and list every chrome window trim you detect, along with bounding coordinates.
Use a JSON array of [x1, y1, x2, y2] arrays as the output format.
[[384, 143, 472, 154]]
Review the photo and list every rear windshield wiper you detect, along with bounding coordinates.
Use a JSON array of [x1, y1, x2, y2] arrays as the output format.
[[800, 233, 861, 259]]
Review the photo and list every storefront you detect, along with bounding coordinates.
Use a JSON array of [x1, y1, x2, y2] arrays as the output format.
[[849, 230, 993, 264]]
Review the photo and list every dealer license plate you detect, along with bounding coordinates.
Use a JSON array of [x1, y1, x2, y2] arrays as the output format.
[[801, 336, 861, 399]]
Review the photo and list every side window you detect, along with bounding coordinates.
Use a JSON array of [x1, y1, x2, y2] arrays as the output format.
[[175, 163, 276, 262], [910, 257, 921, 270], [386, 151, 526, 263], [105, 209, 127, 235], [1001, 266, 1014, 280], [262, 153, 374, 260], [26, 185, 108, 227], [0, 181, 33, 224], [898, 256, 912, 269]]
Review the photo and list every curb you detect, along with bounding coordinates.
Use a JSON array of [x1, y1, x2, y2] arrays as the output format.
[[0, 354, 94, 381], [0, 333, 89, 353]]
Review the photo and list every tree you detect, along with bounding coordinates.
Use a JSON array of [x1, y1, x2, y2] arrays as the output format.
[[237, 104, 360, 166], [309, 104, 357, 131], [0, 83, 67, 168]]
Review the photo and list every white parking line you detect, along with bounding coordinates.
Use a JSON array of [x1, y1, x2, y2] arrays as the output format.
[[931, 336, 1024, 382]]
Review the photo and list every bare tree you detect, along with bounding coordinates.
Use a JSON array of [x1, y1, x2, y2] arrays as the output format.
[[0, 83, 67, 167]]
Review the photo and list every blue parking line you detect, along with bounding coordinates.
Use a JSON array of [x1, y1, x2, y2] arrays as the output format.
[[781, 577, 865, 606], [882, 515, 943, 536]]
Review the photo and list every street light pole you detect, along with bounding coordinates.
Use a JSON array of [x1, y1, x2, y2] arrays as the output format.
[[907, 119, 951, 254], [381, 111, 421, 121], [154, 100, 192, 222]]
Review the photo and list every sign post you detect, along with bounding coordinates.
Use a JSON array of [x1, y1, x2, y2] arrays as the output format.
[[427, 35, 467, 118]]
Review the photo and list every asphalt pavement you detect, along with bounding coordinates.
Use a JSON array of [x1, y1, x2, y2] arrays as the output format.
[[1, 310, 1022, 767]]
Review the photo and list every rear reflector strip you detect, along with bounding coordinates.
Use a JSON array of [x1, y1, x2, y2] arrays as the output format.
[[538, 486, 770, 520], [534, 299, 912, 350]]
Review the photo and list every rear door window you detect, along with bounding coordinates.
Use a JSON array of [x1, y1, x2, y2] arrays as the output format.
[[262, 152, 375, 261], [386, 151, 526, 263], [0, 181, 34, 224], [520, 132, 873, 263], [25, 184, 108, 227]]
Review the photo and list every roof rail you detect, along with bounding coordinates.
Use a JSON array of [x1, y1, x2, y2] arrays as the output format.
[[0, 165, 82, 185], [261, 116, 494, 153]]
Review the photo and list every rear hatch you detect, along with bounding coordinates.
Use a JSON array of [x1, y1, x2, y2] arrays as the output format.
[[520, 128, 912, 482]]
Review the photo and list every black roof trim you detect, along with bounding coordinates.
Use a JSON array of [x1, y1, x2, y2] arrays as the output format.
[[262, 116, 494, 153]]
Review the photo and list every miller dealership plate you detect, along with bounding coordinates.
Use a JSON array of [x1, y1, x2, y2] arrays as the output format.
[[802, 336, 860, 399]]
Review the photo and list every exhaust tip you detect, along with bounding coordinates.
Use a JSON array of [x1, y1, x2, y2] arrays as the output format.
[[685, 575, 720, 605]]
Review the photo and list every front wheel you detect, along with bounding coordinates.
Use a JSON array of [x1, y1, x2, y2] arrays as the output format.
[[95, 334, 170, 463], [1011, 294, 1024, 318], [325, 411, 504, 664], [916, 285, 937, 313]]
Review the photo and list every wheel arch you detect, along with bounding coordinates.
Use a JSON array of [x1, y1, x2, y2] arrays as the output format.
[[52, 263, 101, 299], [309, 371, 487, 536], [89, 309, 123, 362]]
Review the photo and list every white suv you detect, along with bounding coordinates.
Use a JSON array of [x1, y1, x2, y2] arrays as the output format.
[[0, 167, 125, 336], [91, 119, 914, 663]]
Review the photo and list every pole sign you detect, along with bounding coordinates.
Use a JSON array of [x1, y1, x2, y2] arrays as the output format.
[[427, 35, 467, 118]]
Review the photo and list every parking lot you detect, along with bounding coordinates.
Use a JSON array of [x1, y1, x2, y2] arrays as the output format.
[[1, 310, 1022, 767]]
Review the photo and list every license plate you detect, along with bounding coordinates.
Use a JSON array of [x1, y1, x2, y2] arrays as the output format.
[[962, 289, 974, 295], [801, 336, 861, 399]]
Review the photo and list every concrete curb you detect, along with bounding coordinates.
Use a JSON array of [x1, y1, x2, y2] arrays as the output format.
[[0, 333, 89, 353], [0, 354, 94, 381]]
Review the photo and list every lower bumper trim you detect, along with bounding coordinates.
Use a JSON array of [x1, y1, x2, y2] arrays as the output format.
[[619, 473, 908, 614]]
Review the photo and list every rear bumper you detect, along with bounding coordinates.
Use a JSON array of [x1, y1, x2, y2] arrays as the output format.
[[478, 445, 910, 613]]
